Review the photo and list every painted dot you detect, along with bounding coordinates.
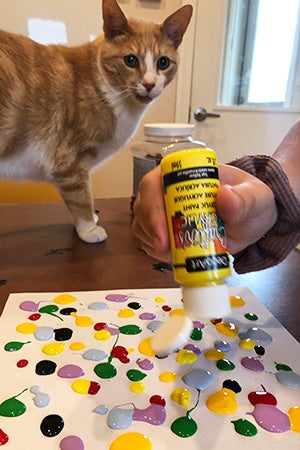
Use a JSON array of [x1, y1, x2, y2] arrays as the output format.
[[59, 435, 84, 450], [17, 359, 29, 368], [169, 308, 184, 316], [162, 305, 171, 312], [40, 414, 64, 437], [109, 432, 152, 450], [230, 295, 245, 307], [216, 359, 235, 371], [94, 329, 111, 341], [159, 371, 178, 382], [216, 321, 239, 338], [69, 342, 85, 351], [239, 338, 256, 350], [130, 381, 145, 393], [118, 308, 135, 318], [205, 349, 225, 361], [52, 294, 77, 304], [244, 312, 258, 321]]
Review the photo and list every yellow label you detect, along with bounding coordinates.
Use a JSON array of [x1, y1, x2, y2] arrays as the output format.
[[161, 148, 230, 286]]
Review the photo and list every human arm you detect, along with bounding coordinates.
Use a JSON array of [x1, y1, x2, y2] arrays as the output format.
[[131, 121, 300, 273]]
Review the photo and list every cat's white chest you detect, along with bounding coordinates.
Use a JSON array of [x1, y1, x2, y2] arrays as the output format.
[[95, 93, 148, 164]]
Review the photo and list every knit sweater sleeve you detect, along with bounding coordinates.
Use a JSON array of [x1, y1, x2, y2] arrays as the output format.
[[228, 155, 300, 274]]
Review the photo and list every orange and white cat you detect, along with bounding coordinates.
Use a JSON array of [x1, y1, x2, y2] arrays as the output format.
[[0, 0, 192, 243]]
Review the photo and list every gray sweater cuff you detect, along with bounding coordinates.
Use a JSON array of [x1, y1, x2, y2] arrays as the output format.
[[229, 155, 300, 273]]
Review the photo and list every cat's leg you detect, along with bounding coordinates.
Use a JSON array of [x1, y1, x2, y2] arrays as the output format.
[[52, 169, 107, 244]]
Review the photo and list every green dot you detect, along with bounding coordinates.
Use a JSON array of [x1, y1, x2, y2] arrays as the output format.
[[171, 415, 198, 438], [126, 369, 147, 381], [275, 362, 292, 371], [0, 389, 28, 417], [94, 362, 117, 379], [244, 312, 258, 321], [231, 418, 257, 436], [119, 324, 142, 335], [4, 341, 31, 352], [216, 358, 235, 371], [190, 328, 202, 341]]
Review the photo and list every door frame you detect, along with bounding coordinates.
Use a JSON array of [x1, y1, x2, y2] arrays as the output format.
[[175, 0, 198, 123]]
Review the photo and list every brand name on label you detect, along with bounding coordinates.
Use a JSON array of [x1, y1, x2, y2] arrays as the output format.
[[186, 254, 230, 272]]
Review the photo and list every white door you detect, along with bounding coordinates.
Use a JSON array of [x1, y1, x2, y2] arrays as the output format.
[[176, 0, 300, 163]]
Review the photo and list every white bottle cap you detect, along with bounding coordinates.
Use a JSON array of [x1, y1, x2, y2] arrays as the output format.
[[151, 314, 194, 357], [150, 285, 231, 357], [182, 284, 231, 320], [144, 123, 194, 137]]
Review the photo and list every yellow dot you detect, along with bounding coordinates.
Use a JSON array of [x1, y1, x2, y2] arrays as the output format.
[[109, 432, 152, 450], [176, 349, 198, 364], [205, 349, 225, 360], [288, 406, 300, 432], [16, 322, 38, 334], [130, 381, 145, 393], [239, 338, 255, 349], [230, 295, 245, 307], [94, 329, 111, 341], [118, 308, 135, 318], [169, 308, 184, 317], [159, 371, 178, 382], [216, 321, 239, 338], [69, 341, 85, 350], [138, 337, 155, 357], [71, 312, 93, 327], [171, 388, 191, 406], [42, 342, 65, 356], [71, 379, 90, 394], [155, 297, 165, 303], [206, 388, 238, 414], [52, 293, 77, 304]]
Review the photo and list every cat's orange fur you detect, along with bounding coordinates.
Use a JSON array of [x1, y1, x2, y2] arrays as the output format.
[[0, 0, 192, 243]]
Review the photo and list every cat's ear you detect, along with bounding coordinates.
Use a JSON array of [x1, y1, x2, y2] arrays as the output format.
[[102, 0, 130, 40], [162, 4, 193, 49]]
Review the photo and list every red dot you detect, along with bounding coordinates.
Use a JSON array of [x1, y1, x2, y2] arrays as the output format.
[[17, 359, 29, 368], [150, 395, 166, 407], [28, 313, 41, 321], [94, 322, 107, 331], [210, 318, 222, 325], [162, 305, 171, 312], [88, 381, 101, 395], [0, 428, 9, 445]]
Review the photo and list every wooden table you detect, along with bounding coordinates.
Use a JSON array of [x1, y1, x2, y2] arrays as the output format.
[[1, 198, 299, 341]]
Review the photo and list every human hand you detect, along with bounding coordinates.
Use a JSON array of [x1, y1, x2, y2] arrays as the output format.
[[132, 165, 170, 261], [216, 164, 278, 254], [131, 163, 278, 260]]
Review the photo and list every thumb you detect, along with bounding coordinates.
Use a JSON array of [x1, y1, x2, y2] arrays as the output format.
[[217, 184, 253, 223]]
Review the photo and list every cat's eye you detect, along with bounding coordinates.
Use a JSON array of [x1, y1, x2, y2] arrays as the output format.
[[156, 56, 170, 70], [124, 54, 139, 68]]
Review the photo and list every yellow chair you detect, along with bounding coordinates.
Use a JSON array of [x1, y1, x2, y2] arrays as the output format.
[[0, 179, 62, 203]]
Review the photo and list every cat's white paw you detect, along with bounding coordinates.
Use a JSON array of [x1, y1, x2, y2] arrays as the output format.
[[93, 212, 99, 224], [77, 224, 108, 243]]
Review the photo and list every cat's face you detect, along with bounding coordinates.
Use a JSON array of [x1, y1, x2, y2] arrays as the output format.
[[98, 0, 193, 104], [98, 21, 179, 104]]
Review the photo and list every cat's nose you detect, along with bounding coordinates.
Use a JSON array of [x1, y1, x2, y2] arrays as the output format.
[[143, 82, 155, 93]]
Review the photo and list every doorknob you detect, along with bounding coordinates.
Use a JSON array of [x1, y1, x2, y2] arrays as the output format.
[[194, 107, 220, 122]]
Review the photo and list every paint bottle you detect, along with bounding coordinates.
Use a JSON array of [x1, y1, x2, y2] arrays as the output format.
[[152, 147, 231, 356]]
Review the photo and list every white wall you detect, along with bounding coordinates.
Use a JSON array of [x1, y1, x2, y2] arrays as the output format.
[[0, 0, 182, 199]]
